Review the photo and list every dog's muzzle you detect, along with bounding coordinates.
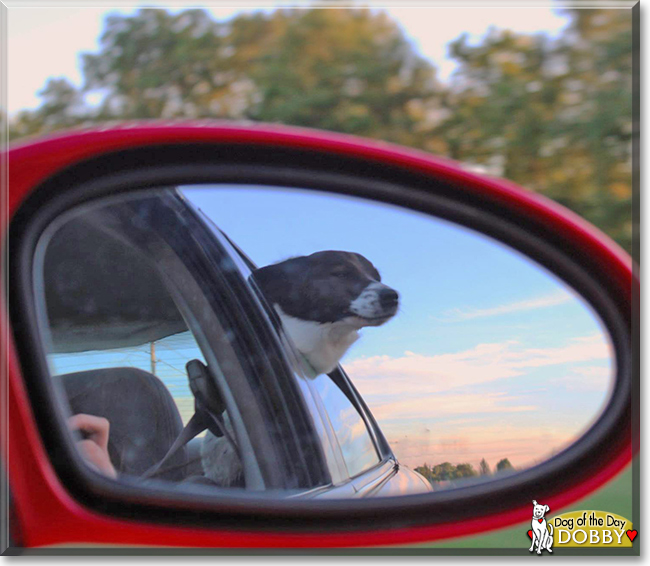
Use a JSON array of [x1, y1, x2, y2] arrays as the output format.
[[349, 282, 399, 323]]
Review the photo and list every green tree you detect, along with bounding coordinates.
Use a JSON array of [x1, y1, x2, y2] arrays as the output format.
[[549, 8, 633, 251], [11, 8, 445, 150], [78, 7, 444, 148], [243, 9, 444, 149], [479, 458, 491, 476], [430, 462, 457, 482], [437, 8, 632, 252], [8, 7, 632, 252], [414, 463, 433, 483], [454, 463, 478, 479], [82, 9, 241, 120], [496, 458, 514, 472], [9, 77, 90, 140]]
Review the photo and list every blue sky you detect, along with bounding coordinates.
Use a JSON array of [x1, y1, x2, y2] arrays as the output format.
[[184, 186, 604, 357]]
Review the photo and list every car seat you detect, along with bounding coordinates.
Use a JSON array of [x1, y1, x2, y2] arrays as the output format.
[[60, 367, 192, 481]]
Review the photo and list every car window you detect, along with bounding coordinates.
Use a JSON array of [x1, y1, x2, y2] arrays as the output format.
[[49, 330, 205, 428], [33, 189, 328, 493], [306, 372, 380, 478], [34, 193, 249, 485]]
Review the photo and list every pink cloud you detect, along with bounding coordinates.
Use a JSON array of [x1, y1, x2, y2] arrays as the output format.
[[550, 365, 613, 392], [342, 333, 613, 474], [370, 391, 535, 421], [345, 333, 612, 399], [387, 420, 578, 471]]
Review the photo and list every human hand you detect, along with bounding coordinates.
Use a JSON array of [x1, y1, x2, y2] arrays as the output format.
[[68, 413, 117, 479]]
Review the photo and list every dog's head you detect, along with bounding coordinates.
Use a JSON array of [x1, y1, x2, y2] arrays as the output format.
[[253, 250, 399, 328], [532, 500, 550, 520]]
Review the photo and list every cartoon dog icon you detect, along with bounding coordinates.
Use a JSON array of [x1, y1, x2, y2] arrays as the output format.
[[529, 500, 554, 554]]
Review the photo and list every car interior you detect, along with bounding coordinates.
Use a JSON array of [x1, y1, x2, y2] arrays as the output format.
[[37, 193, 248, 487]]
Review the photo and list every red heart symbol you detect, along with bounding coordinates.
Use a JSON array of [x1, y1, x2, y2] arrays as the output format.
[[538, 519, 543, 523], [527, 530, 533, 539], [627, 530, 637, 542]]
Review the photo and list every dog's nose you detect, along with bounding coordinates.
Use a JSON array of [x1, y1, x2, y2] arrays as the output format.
[[379, 288, 399, 310]]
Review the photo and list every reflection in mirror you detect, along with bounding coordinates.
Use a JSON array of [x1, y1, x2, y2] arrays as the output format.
[[34, 185, 614, 499]]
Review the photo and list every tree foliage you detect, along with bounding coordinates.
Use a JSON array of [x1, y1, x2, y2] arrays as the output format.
[[242, 9, 442, 148], [29, 7, 441, 150], [496, 458, 514, 472], [414, 461, 478, 484], [415, 457, 514, 486], [82, 9, 253, 120], [9, 7, 632, 250], [437, 8, 632, 251], [9, 78, 91, 139]]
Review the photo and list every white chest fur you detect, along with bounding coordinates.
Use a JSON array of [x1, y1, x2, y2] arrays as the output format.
[[275, 305, 361, 375]]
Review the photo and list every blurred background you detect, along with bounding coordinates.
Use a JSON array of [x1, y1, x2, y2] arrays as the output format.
[[7, 3, 633, 254]]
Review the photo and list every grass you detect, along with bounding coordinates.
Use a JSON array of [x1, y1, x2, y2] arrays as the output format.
[[401, 465, 634, 551]]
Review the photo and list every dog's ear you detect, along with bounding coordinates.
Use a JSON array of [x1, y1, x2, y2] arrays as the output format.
[[252, 258, 308, 306], [545, 505, 550, 513], [251, 265, 272, 291], [532, 500, 537, 505], [251, 264, 285, 302]]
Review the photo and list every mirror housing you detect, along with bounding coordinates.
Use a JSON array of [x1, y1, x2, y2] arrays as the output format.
[[4, 123, 637, 548]]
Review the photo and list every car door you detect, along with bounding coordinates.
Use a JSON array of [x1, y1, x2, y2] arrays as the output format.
[[316, 367, 432, 497]]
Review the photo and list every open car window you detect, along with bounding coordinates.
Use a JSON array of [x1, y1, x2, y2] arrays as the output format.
[[49, 329, 208, 481]]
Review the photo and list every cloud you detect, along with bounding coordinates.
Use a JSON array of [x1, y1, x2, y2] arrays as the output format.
[[345, 333, 612, 399], [550, 365, 613, 392], [437, 290, 574, 322], [371, 391, 536, 422], [343, 333, 613, 471], [385, 419, 577, 470]]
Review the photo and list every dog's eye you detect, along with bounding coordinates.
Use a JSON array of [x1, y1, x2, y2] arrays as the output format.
[[332, 271, 351, 279]]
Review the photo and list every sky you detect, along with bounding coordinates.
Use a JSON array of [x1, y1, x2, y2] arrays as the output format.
[[6, 4, 570, 115], [183, 186, 614, 473]]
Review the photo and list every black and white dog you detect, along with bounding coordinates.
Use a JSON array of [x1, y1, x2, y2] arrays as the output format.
[[253, 250, 399, 374], [201, 250, 399, 486]]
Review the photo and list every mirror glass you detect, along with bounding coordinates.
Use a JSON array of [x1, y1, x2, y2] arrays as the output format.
[[35, 185, 614, 498]]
